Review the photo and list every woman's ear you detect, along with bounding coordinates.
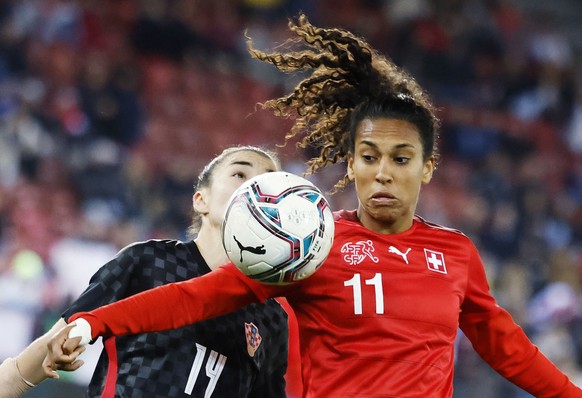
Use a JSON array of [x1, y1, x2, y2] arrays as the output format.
[[193, 191, 209, 215], [422, 157, 435, 184], [347, 155, 355, 181]]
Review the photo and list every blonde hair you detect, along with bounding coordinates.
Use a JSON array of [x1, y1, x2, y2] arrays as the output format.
[[186, 146, 280, 238]]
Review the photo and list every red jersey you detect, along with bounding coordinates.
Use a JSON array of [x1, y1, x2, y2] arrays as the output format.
[[72, 211, 582, 397]]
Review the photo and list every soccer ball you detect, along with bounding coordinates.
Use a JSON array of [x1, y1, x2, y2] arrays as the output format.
[[221, 171, 334, 285]]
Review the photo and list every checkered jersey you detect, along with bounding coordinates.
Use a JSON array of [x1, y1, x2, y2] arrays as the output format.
[[62, 240, 289, 398]]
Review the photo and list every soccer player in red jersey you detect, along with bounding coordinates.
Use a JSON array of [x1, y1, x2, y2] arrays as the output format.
[[57, 14, 581, 397], [1, 146, 298, 398]]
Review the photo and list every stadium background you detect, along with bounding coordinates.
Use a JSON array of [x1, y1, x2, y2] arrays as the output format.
[[0, 0, 581, 396]]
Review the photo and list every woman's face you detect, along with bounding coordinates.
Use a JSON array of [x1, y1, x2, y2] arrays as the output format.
[[347, 117, 434, 234], [194, 151, 278, 229]]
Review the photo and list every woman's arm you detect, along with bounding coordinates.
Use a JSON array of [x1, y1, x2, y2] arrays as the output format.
[[462, 309, 581, 396], [67, 266, 265, 342], [460, 244, 582, 396], [0, 357, 33, 398], [0, 319, 85, 398]]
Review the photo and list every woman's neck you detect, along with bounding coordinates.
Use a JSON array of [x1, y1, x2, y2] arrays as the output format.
[[194, 227, 230, 271]]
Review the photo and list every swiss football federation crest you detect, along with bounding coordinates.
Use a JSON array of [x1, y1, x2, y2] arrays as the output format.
[[341, 240, 379, 265], [424, 249, 447, 274], [244, 322, 262, 357]]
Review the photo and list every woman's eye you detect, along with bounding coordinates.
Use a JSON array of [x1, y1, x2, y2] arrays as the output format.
[[233, 172, 245, 178], [395, 156, 410, 164], [362, 155, 375, 162]]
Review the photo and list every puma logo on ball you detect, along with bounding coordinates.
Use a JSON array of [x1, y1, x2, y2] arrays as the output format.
[[234, 235, 266, 262]]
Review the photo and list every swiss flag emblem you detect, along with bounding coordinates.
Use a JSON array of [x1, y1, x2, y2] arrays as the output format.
[[424, 249, 447, 274]]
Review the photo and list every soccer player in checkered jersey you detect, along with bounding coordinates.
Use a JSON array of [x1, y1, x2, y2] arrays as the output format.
[[59, 14, 582, 398], [1, 145, 297, 398]]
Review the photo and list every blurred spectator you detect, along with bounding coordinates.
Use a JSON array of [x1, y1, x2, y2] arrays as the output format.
[[0, 0, 581, 396]]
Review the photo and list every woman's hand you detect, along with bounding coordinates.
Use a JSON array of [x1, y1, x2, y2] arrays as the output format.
[[41, 323, 86, 379]]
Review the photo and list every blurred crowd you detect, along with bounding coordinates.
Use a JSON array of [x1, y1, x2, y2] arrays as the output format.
[[0, 0, 581, 396]]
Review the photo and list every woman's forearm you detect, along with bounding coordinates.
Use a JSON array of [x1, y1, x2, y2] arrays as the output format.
[[0, 319, 68, 398], [69, 267, 260, 340], [13, 318, 69, 385], [0, 357, 34, 398]]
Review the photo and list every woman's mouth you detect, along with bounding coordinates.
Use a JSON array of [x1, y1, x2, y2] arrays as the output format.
[[370, 192, 397, 205]]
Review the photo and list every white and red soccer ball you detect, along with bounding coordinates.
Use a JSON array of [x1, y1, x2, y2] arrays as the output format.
[[221, 171, 334, 285]]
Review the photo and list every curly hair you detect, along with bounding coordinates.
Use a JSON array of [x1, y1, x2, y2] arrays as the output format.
[[247, 13, 440, 190]]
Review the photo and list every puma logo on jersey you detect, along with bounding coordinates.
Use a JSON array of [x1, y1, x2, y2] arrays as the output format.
[[388, 246, 411, 264], [234, 235, 266, 262]]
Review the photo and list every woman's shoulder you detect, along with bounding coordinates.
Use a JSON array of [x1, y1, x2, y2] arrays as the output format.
[[333, 209, 358, 222], [413, 215, 477, 249], [120, 238, 188, 253], [414, 215, 466, 236]]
